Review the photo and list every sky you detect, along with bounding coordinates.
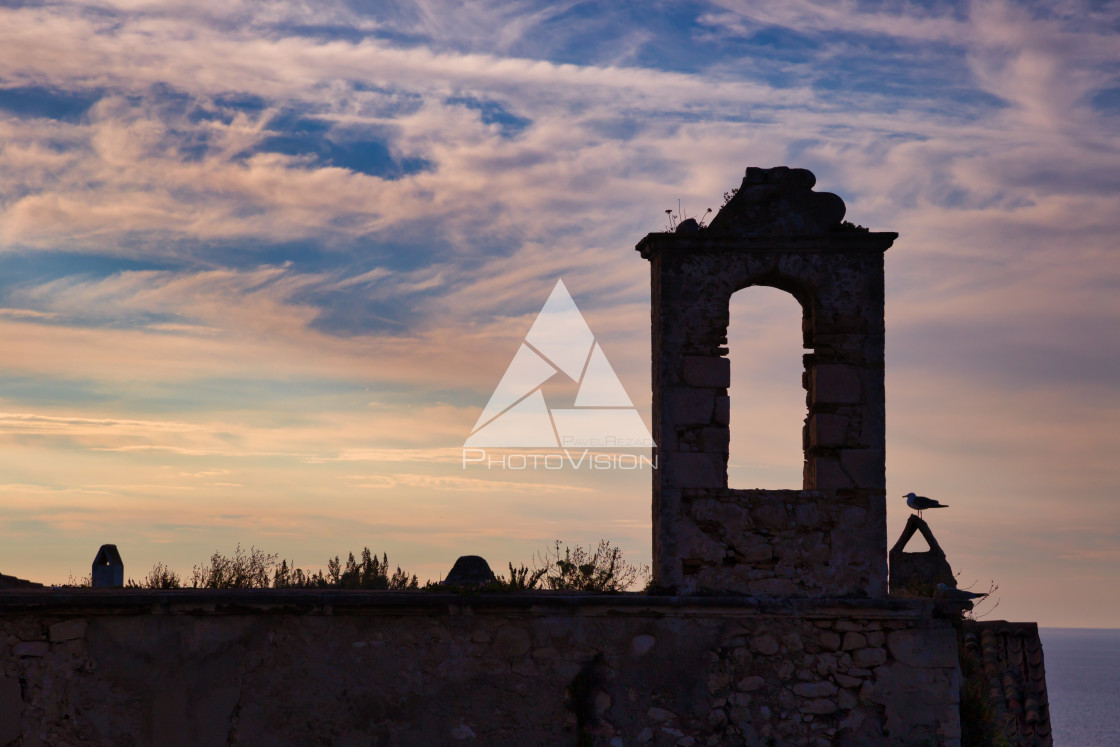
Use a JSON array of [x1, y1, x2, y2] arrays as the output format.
[[0, 0, 1117, 626]]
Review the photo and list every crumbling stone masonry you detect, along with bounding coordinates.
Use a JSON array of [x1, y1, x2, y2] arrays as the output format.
[[0, 592, 961, 746], [0, 166, 967, 746], [637, 166, 897, 597]]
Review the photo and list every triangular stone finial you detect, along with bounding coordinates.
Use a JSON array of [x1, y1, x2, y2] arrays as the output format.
[[890, 514, 947, 555], [889, 515, 956, 595]]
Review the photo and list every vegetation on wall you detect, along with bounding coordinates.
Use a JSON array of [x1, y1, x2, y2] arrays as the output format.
[[106, 539, 648, 592]]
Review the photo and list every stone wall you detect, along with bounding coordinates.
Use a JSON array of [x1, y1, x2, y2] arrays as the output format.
[[0, 167, 975, 746], [681, 488, 883, 597], [638, 169, 897, 596], [0, 591, 961, 746]]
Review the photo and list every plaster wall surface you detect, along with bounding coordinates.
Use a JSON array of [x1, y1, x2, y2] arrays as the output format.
[[0, 591, 961, 747]]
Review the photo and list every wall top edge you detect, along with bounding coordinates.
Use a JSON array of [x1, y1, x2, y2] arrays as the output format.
[[635, 232, 898, 260], [0, 590, 960, 618]]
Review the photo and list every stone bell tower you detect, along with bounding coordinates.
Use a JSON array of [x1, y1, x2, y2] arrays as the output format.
[[636, 166, 897, 597]]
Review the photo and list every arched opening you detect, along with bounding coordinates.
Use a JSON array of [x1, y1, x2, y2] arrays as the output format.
[[727, 286, 809, 489]]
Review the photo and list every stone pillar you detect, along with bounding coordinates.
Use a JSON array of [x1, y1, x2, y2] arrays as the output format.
[[637, 166, 896, 597]]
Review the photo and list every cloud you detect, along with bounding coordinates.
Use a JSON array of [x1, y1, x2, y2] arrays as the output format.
[[0, 1, 1117, 624]]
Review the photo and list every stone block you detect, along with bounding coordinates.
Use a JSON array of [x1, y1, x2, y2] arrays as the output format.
[[751, 502, 790, 531], [886, 629, 957, 668], [819, 632, 841, 651], [682, 356, 730, 387], [793, 682, 837, 698], [793, 503, 820, 527], [798, 533, 830, 566], [814, 653, 838, 675], [800, 698, 838, 715], [692, 498, 747, 525], [841, 632, 866, 651], [664, 452, 725, 488], [738, 675, 765, 692], [697, 427, 729, 453], [732, 535, 773, 565], [713, 396, 730, 426], [811, 458, 852, 490], [728, 692, 752, 708], [860, 405, 885, 445], [707, 671, 731, 693], [773, 538, 804, 565], [666, 388, 715, 425], [838, 506, 868, 529], [751, 634, 780, 656], [811, 364, 861, 404], [13, 641, 49, 657], [839, 449, 884, 489], [49, 619, 87, 642], [675, 521, 727, 563], [809, 414, 848, 447], [852, 647, 887, 668]]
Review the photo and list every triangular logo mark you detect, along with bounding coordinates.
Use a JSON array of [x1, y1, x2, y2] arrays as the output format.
[[574, 343, 632, 407], [465, 390, 558, 447], [525, 279, 595, 381], [471, 343, 558, 432], [465, 279, 654, 449]]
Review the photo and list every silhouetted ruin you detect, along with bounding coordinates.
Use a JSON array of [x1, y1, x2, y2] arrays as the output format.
[[639, 166, 894, 597], [0, 166, 1049, 745]]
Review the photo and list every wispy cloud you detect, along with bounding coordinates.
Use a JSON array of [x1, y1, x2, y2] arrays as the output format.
[[0, 0, 1117, 624]]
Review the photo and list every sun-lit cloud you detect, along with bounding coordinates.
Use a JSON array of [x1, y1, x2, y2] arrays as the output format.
[[0, 0, 1117, 625]]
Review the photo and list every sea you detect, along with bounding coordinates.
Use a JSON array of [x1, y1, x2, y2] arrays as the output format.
[[1040, 628, 1120, 746]]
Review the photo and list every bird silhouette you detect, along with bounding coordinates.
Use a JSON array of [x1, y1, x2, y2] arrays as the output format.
[[904, 492, 948, 518]]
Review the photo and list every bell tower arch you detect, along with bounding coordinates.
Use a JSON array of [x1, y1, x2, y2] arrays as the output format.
[[636, 166, 897, 596]]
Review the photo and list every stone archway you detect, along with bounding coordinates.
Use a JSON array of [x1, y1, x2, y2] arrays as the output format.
[[636, 166, 897, 596]]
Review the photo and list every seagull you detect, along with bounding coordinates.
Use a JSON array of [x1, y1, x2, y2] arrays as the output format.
[[934, 583, 988, 601], [904, 492, 948, 518]]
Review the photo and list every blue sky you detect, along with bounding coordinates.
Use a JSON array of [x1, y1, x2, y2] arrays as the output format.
[[0, 0, 1118, 625]]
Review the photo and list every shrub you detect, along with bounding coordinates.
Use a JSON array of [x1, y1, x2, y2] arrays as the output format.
[[130, 562, 181, 589], [272, 560, 329, 588], [190, 544, 277, 589], [326, 547, 419, 590], [494, 562, 548, 591], [538, 540, 650, 592]]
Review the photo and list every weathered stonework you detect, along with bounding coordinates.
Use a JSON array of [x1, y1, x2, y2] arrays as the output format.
[[889, 515, 957, 595], [0, 165, 975, 746], [0, 591, 961, 746], [637, 166, 897, 596]]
